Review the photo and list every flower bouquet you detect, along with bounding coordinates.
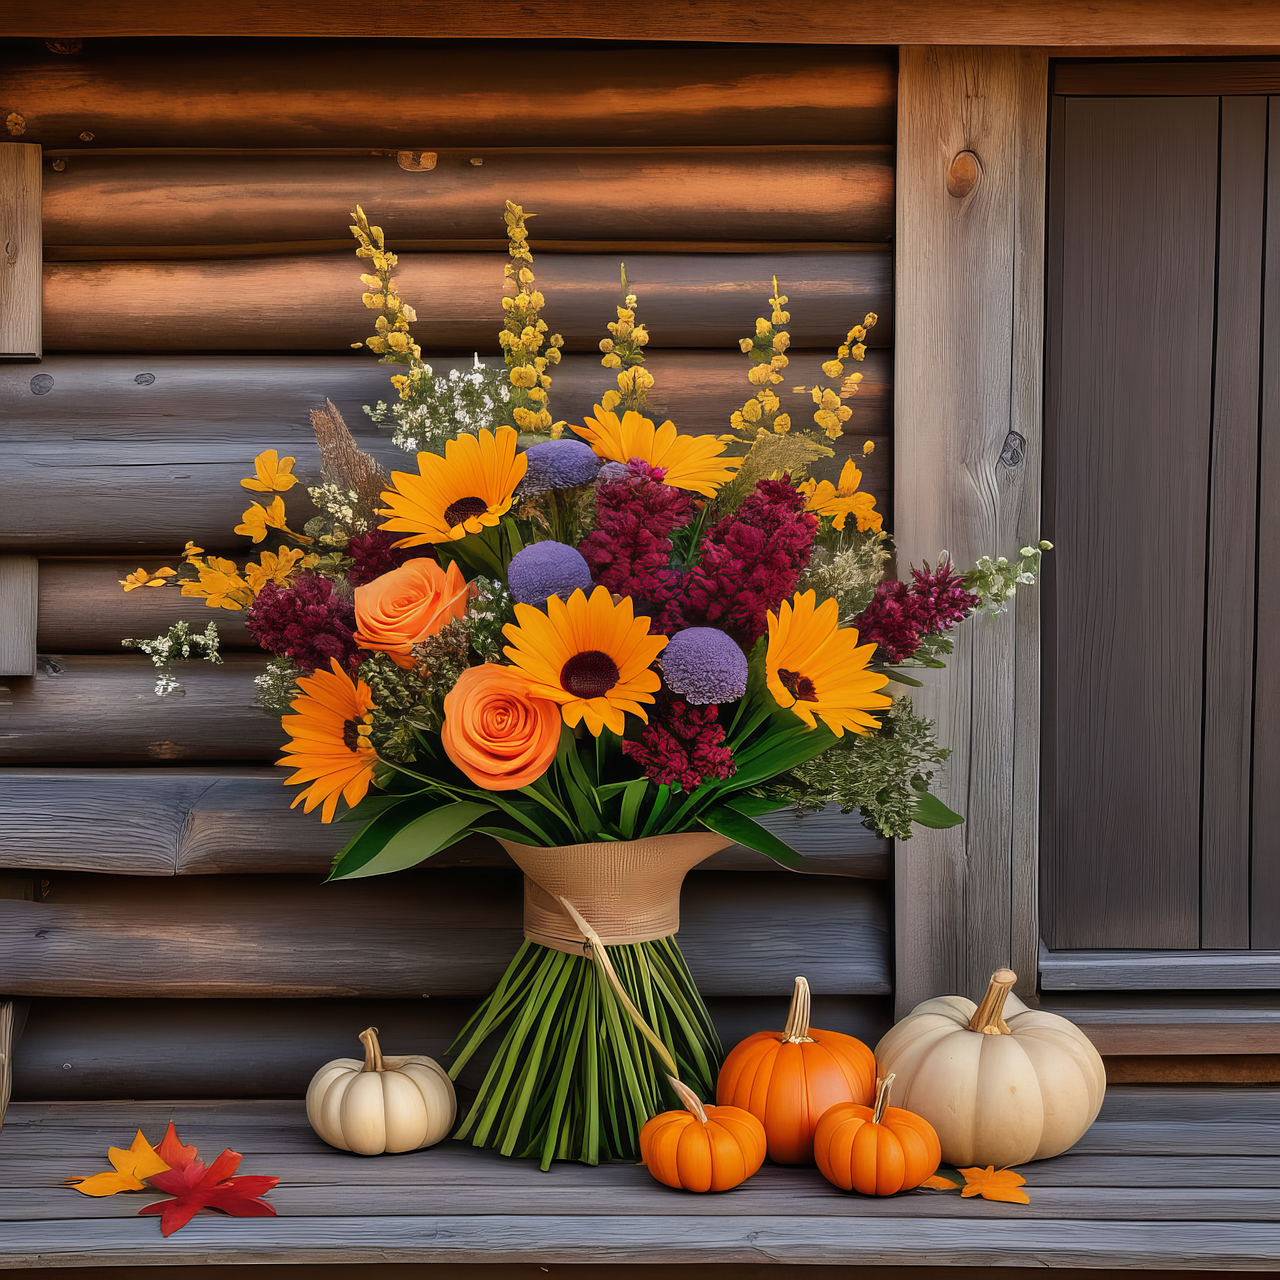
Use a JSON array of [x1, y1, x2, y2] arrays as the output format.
[[121, 202, 1046, 1169]]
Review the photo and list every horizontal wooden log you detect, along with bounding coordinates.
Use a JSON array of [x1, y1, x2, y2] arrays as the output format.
[[0, 869, 891, 999], [4, 655, 277, 763], [0, 770, 890, 879], [43, 149, 894, 248], [1, 353, 890, 553], [1041, 946, 1280, 990], [42, 250, 893, 353], [1, 43, 895, 149], [10, 994, 892, 1102]]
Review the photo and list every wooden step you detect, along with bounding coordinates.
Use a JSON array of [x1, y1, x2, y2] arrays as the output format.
[[2, 1089, 1278, 1268]]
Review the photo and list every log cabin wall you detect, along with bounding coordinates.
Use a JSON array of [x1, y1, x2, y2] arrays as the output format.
[[0, 37, 897, 1103]]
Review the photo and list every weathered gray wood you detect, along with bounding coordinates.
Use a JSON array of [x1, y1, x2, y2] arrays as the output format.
[[0, 144, 41, 360], [892, 48, 1047, 1015], [9, 994, 891, 1103], [0, 558, 38, 678], [5, 43, 896, 150], [42, 149, 895, 249], [0, 871, 890, 999], [1042, 96, 1219, 951], [1, 353, 889, 554], [1040, 991, 1280, 1054], [0, 770, 889, 878], [42, 251, 892, 354], [2, 1211, 1279, 1269], [1254, 97, 1280, 951], [1202, 97, 1267, 949], [1041, 945, 1280, 990], [0, 1003, 11, 1130], [3, 655, 278, 763]]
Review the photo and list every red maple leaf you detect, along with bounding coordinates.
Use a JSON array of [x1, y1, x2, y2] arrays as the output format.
[[138, 1125, 278, 1236]]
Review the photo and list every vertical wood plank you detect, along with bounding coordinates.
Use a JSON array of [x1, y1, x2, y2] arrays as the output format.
[[0, 558, 37, 680], [0, 144, 42, 359], [1041, 96, 1218, 951], [1252, 98, 1280, 950], [893, 47, 1047, 1015], [0, 1001, 12, 1129], [1202, 97, 1266, 949], [0, 558, 38, 678]]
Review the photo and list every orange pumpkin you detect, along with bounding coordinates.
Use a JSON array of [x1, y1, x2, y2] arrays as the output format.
[[640, 1077, 767, 1192], [814, 1073, 942, 1195], [716, 975, 875, 1164]]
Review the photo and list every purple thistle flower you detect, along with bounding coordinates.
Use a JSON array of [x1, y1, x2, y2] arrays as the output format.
[[508, 540, 595, 606], [516, 439, 602, 495], [662, 627, 748, 705]]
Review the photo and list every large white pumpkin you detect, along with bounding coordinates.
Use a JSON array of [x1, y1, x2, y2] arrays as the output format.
[[874, 969, 1106, 1167], [306, 1027, 456, 1155]]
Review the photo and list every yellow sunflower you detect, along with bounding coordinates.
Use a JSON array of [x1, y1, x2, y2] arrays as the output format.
[[502, 586, 668, 736], [766, 591, 892, 736], [797, 458, 883, 532], [277, 658, 379, 822], [573, 406, 744, 497], [378, 425, 527, 547]]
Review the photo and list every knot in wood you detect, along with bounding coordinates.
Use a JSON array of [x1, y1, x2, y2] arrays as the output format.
[[946, 150, 982, 199], [999, 430, 1027, 468], [396, 150, 437, 172]]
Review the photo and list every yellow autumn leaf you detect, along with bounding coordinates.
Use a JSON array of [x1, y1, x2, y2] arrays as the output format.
[[118, 567, 176, 592], [65, 1129, 168, 1197], [240, 449, 299, 493], [958, 1165, 1031, 1204]]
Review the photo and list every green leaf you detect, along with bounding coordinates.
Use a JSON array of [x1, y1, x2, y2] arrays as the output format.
[[879, 668, 925, 689], [617, 777, 650, 839], [720, 793, 790, 817], [328, 800, 494, 880], [912, 790, 965, 829], [697, 804, 807, 870]]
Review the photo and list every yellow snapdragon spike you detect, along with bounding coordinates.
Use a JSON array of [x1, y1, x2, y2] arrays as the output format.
[[65, 1130, 169, 1197], [240, 449, 298, 493], [118, 567, 176, 592]]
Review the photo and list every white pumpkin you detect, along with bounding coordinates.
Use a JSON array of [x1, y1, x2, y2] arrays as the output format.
[[306, 1026, 456, 1155], [874, 969, 1106, 1167]]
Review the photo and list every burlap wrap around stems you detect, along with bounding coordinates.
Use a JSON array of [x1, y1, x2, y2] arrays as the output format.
[[497, 832, 734, 955]]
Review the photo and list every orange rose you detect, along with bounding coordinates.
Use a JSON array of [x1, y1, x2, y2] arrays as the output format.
[[442, 664, 561, 791], [354, 557, 469, 669]]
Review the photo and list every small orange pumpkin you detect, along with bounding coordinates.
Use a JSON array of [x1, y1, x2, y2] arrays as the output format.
[[640, 1077, 767, 1192], [814, 1073, 942, 1195], [716, 975, 876, 1164]]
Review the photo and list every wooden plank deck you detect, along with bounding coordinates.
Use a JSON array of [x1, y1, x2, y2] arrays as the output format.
[[2, 1088, 1278, 1268]]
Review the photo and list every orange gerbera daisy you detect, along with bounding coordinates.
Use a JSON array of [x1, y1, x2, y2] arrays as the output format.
[[766, 590, 892, 736], [797, 458, 883, 532], [502, 586, 668, 736], [573, 406, 743, 497], [378, 426, 527, 547], [277, 659, 379, 822]]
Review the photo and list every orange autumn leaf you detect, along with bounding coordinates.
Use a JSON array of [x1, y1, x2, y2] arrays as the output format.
[[919, 1171, 964, 1191], [65, 1129, 169, 1196], [957, 1165, 1030, 1204]]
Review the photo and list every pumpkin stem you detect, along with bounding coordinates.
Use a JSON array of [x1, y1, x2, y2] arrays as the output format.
[[782, 975, 816, 1043], [872, 1072, 896, 1125], [667, 1074, 709, 1125], [967, 969, 1017, 1035], [358, 1026, 385, 1073]]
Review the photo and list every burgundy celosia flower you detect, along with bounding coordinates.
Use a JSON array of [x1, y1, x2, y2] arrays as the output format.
[[621, 696, 736, 792], [665, 478, 817, 648], [578, 460, 690, 614], [246, 573, 362, 674], [852, 558, 979, 664], [346, 529, 435, 588]]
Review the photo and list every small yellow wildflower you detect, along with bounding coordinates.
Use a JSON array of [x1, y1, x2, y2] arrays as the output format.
[[241, 449, 299, 493], [182, 541, 204, 560], [863, 440, 875, 456], [235, 496, 290, 544], [181, 557, 254, 610], [118, 567, 176, 592], [822, 359, 844, 379], [244, 546, 309, 595]]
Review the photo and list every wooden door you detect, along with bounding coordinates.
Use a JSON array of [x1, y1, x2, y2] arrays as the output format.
[[1043, 78, 1280, 974]]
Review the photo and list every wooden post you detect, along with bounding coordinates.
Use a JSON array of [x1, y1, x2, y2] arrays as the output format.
[[0, 558, 38, 678], [0, 1001, 13, 1129], [893, 47, 1047, 1015], [0, 144, 41, 359]]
